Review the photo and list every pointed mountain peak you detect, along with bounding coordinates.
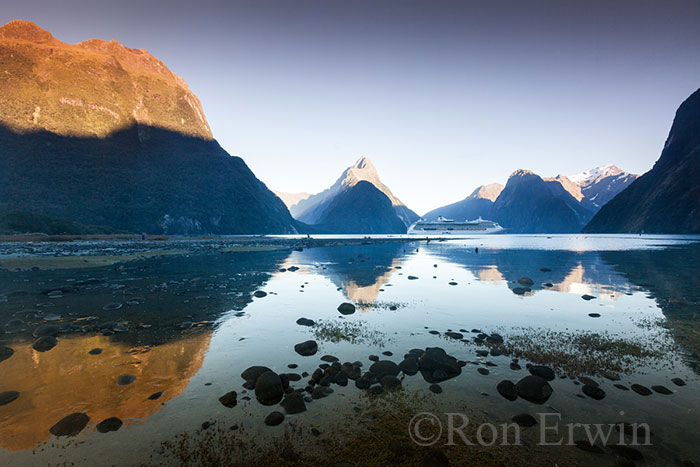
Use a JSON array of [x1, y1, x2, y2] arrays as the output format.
[[567, 164, 626, 186], [352, 156, 375, 170], [469, 183, 504, 201], [0, 20, 56, 43], [509, 168, 536, 178]]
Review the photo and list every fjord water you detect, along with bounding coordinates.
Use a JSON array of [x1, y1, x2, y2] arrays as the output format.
[[0, 235, 699, 465]]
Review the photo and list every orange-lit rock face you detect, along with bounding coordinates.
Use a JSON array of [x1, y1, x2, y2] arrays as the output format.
[[0, 20, 212, 139], [0, 332, 211, 451]]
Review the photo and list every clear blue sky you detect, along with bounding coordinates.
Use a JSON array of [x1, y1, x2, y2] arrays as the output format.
[[3, 0, 700, 214]]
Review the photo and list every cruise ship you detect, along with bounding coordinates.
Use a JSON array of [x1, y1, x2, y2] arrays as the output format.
[[407, 216, 504, 235]]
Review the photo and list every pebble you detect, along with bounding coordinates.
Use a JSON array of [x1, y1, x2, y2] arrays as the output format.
[[96, 417, 123, 433], [49, 413, 90, 437]]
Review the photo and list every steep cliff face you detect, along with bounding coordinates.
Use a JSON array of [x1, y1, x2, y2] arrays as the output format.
[[585, 88, 700, 233], [0, 20, 298, 234]]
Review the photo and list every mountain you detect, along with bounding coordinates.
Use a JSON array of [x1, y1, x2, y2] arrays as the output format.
[[492, 169, 590, 233], [272, 191, 311, 209], [0, 20, 298, 234], [422, 183, 503, 221], [585, 88, 700, 233], [548, 165, 639, 212], [314, 181, 407, 234], [290, 157, 418, 231]]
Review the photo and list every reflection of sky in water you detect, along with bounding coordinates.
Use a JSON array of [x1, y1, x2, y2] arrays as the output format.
[[0, 236, 699, 464]]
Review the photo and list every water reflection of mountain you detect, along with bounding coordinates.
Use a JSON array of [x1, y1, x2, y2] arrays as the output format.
[[425, 244, 633, 297], [600, 244, 700, 367], [293, 243, 412, 304], [0, 249, 291, 346], [0, 331, 211, 451]]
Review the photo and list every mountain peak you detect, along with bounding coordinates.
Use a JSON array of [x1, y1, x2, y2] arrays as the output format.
[[352, 156, 375, 170], [510, 169, 536, 178], [0, 20, 56, 43], [567, 164, 623, 185], [469, 183, 504, 201]]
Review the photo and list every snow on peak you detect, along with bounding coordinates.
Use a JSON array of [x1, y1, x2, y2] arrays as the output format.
[[567, 164, 622, 185]]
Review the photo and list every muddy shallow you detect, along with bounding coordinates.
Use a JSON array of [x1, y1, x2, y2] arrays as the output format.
[[0, 234, 699, 466]]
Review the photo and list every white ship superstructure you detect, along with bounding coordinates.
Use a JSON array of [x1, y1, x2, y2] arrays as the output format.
[[408, 216, 504, 235]]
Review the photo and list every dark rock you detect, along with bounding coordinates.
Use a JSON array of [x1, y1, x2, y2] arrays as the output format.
[[264, 411, 285, 426], [337, 303, 356, 315], [368, 385, 384, 396], [321, 355, 339, 362], [651, 385, 673, 395], [219, 391, 237, 408], [399, 356, 419, 376], [582, 385, 606, 400], [444, 332, 463, 340], [609, 445, 643, 461], [148, 391, 164, 401], [407, 276, 419, 280], [515, 376, 553, 404], [369, 360, 400, 379], [510, 362, 522, 370], [49, 413, 90, 437], [281, 391, 307, 414], [117, 374, 136, 386], [241, 366, 271, 384], [496, 380, 518, 401], [579, 377, 599, 387], [88, 348, 102, 355], [296, 318, 315, 326], [417, 347, 462, 383], [429, 384, 442, 394], [32, 336, 58, 352], [380, 375, 402, 390], [614, 384, 629, 391], [294, 340, 318, 356], [574, 440, 604, 454], [581, 294, 596, 301], [477, 368, 489, 375], [631, 384, 652, 396], [253, 290, 267, 298], [255, 372, 284, 405], [96, 417, 123, 433], [0, 391, 20, 406], [0, 346, 14, 363], [528, 365, 555, 381], [311, 386, 333, 399], [512, 287, 528, 295], [672, 377, 686, 386], [511, 413, 537, 427], [518, 277, 534, 286]]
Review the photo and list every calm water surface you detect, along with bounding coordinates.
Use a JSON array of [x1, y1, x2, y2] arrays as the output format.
[[0, 234, 699, 465]]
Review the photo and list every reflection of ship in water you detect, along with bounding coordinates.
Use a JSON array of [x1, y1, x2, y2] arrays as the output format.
[[290, 243, 411, 307], [0, 332, 211, 451]]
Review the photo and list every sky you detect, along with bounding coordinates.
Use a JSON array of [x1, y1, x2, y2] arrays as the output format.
[[3, 0, 700, 214]]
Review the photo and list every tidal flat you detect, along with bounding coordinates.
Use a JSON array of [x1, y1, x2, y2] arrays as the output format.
[[0, 234, 699, 466]]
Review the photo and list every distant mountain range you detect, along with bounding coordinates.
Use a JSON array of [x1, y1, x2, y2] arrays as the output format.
[[585, 88, 700, 234], [424, 165, 638, 233], [278, 157, 419, 233], [0, 20, 299, 235]]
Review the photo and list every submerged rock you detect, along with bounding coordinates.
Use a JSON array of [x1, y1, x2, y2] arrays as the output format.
[[512, 413, 537, 427], [651, 385, 673, 395], [49, 413, 90, 437], [281, 391, 307, 414], [631, 384, 652, 396], [369, 360, 400, 379], [264, 411, 285, 426], [671, 377, 686, 387], [528, 365, 555, 381], [88, 348, 102, 355], [518, 277, 534, 286], [337, 303, 356, 315], [96, 417, 123, 433], [294, 340, 318, 356], [117, 374, 136, 386], [253, 291, 267, 298], [417, 347, 462, 383], [241, 366, 272, 385], [255, 371, 284, 405], [582, 385, 606, 400], [0, 346, 14, 363], [496, 380, 518, 401], [515, 376, 553, 404], [219, 391, 237, 408], [32, 336, 58, 352], [296, 318, 315, 327], [148, 391, 164, 401], [0, 391, 19, 406]]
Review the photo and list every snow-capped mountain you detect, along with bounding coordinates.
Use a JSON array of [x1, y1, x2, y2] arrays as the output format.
[[550, 165, 639, 211], [567, 164, 623, 185]]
